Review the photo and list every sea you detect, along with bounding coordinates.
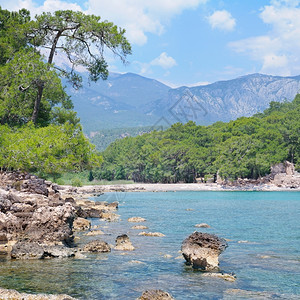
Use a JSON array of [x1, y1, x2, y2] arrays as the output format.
[[0, 191, 299, 299]]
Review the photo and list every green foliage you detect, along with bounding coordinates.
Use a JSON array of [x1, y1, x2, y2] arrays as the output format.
[[0, 123, 103, 177], [97, 95, 300, 183], [71, 178, 83, 187], [0, 49, 72, 126], [27, 9, 131, 86], [88, 170, 94, 182]]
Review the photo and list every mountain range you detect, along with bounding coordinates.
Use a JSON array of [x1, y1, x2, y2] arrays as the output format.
[[67, 72, 300, 135]]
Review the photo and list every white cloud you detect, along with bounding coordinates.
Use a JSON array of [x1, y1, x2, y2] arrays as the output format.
[[0, 0, 82, 16], [151, 52, 177, 69], [229, 0, 300, 76], [208, 10, 236, 31], [136, 52, 177, 75], [0, 0, 208, 45], [86, 0, 208, 45]]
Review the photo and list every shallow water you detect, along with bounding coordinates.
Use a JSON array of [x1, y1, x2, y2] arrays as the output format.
[[0, 191, 299, 299]]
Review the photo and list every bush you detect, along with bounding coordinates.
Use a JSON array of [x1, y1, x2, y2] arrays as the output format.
[[71, 178, 82, 187]]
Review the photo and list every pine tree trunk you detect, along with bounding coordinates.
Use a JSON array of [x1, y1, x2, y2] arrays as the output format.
[[31, 83, 44, 124]]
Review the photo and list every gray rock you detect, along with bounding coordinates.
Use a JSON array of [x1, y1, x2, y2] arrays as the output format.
[[83, 240, 111, 252], [11, 242, 75, 259], [11, 242, 44, 259], [115, 234, 135, 251], [181, 232, 227, 271]]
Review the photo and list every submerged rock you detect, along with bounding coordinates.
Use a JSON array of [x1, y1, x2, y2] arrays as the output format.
[[115, 234, 135, 251], [0, 287, 76, 300], [85, 230, 104, 236], [181, 232, 227, 271], [138, 232, 165, 237], [195, 223, 211, 228], [131, 225, 148, 230], [83, 240, 111, 253], [128, 217, 146, 222], [138, 289, 175, 300], [202, 272, 236, 282]]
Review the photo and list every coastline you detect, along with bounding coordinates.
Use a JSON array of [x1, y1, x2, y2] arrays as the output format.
[[65, 182, 300, 194]]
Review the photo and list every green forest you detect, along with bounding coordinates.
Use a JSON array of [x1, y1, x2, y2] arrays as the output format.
[[96, 96, 300, 183], [0, 7, 130, 179]]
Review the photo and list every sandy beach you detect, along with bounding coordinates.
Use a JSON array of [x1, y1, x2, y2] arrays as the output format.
[[70, 182, 300, 194]]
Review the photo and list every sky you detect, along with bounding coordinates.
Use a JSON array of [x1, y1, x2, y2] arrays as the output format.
[[1, 0, 300, 87]]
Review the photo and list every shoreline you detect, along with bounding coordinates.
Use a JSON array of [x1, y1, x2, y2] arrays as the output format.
[[65, 183, 300, 194]]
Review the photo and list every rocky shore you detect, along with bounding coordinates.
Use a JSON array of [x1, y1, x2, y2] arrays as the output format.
[[0, 169, 297, 299]]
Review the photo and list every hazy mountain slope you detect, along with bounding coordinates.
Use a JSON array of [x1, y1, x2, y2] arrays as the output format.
[[66, 72, 300, 133], [66, 72, 170, 132], [145, 74, 300, 124]]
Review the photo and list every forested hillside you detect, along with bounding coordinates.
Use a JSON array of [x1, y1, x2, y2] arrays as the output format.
[[0, 7, 130, 178], [97, 95, 300, 183]]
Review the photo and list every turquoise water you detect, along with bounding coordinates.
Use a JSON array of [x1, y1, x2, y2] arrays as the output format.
[[0, 191, 299, 299]]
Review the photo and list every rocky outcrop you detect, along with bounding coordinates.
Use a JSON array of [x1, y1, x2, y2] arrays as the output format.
[[181, 232, 227, 271], [83, 240, 111, 252], [0, 287, 76, 299], [271, 161, 300, 188], [0, 172, 77, 259], [138, 290, 174, 300], [73, 199, 119, 218], [115, 234, 135, 251]]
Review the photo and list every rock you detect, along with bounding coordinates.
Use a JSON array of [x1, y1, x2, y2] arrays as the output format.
[[181, 232, 227, 271], [195, 223, 211, 228], [100, 211, 119, 221], [85, 230, 104, 236], [11, 242, 75, 259], [131, 225, 148, 230], [43, 245, 75, 258], [73, 217, 91, 231], [83, 240, 111, 252], [83, 207, 102, 218], [115, 234, 135, 251], [11, 242, 44, 259], [224, 289, 280, 299], [138, 232, 165, 237], [138, 290, 175, 300], [128, 217, 146, 222], [202, 272, 236, 282], [285, 161, 295, 175], [0, 287, 76, 299]]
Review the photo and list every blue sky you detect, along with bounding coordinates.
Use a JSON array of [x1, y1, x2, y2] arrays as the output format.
[[1, 0, 300, 87]]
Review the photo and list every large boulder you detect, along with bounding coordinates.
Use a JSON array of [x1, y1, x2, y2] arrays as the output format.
[[181, 232, 227, 271]]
